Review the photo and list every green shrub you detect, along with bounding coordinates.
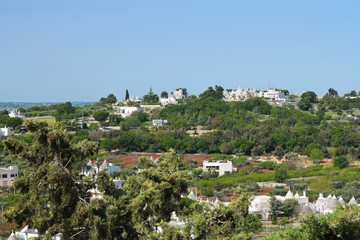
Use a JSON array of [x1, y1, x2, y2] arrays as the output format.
[[333, 156, 349, 169], [279, 217, 289, 225]]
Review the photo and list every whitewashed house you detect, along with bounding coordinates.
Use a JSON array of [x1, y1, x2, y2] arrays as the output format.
[[173, 89, 185, 99], [113, 179, 124, 189], [152, 119, 168, 127], [115, 106, 144, 118], [160, 89, 185, 106], [160, 95, 178, 106], [263, 88, 290, 102], [202, 160, 234, 176], [8, 109, 25, 118], [0, 127, 11, 137], [223, 86, 290, 103], [84, 160, 120, 176], [223, 87, 262, 101], [0, 165, 18, 186], [249, 190, 309, 217], [314, 193, 359, 214]]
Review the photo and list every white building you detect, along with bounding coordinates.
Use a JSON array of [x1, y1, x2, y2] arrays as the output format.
[[223, 87, 262, 101], [84, 160, 120, 176], [160, 96, 178, 106], [0, 127, 11, 137], [130, 96, 141, 102], [8, 109, 25, 118], [15, 225, 62, 240], [113, 179, 124, 189], [249, 190, 309, 217], [314, 193, 359, 214], [223, 86, 290, 103], [0, 166, 19, 186], [115, 106, 144, 118], [202, 160, 234, 176], [263, 88, 290, 102], [173, 89, 185, 99], [159, 89, 185, 106], [152, 119, 168, 127]]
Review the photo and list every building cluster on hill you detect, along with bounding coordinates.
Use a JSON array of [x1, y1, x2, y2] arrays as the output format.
[[223, 86, 290, 103], [160, 89, 185, 106], [8, 109, 25, 118]]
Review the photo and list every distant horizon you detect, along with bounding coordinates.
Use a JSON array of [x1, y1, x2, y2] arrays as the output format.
[[0, 84, 357, 103]]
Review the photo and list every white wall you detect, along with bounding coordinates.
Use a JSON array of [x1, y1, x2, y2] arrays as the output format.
[[203, 160, 233, 176]]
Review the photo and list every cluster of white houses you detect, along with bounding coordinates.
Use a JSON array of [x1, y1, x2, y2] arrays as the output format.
[[249, 190, 360, 217], [8, 109, 25, 118], [83, 159, 120, 176], [160, 89, 185, 106], [223, 86, 290, 103]]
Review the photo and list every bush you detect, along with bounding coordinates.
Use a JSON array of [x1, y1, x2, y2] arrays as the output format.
[[333, 156, 349, 169], [279, 217, 289, 225], [310, 148, 324, 161], [274, 168, 289, 183], [259, 161, 278, 170], [331, 181, 344, 189], [285, 179, 307, 191], [93, 111, 109, 122], [273, 186, 287, 196]]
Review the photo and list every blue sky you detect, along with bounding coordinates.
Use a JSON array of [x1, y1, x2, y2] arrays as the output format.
[[1, 1, 359, 102]]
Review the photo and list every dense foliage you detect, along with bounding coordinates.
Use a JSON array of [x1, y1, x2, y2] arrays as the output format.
[[262, 205, 360, 240]]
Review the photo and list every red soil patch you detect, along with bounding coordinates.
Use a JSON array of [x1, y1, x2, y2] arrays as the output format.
[[112, 153, 213, 168], [256, 187, 274, 195], [258, 169, 274, 174]]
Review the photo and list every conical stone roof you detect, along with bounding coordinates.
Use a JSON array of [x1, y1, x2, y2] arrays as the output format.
[[101, 160, 110, 168], [294, 192, 300, 199], [349, 196, 358, 205], [187, 191, 197, 201], [285, 190, 294, 199], [7, 230, 18, 240], [299, 204, 313, 215], [328, 196, 340, 210]]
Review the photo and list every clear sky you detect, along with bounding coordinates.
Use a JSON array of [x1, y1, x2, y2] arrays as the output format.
[[1, 1, 359, 102]]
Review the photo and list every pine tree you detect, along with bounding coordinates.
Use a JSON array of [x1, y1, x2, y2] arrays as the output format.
[[125, 89, 129, 100], [3, 121, 98, 239]]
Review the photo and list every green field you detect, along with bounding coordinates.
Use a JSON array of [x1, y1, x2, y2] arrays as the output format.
[[24, 116, 56, 125]]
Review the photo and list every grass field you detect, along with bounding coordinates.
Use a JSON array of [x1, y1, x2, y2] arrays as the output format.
[[24, 116, 56, 125]]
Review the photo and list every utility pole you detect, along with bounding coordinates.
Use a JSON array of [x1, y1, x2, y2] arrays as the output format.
[[195, 186, 197, 202], [81, 111, 84, 130], [265, 205, 269, 233]]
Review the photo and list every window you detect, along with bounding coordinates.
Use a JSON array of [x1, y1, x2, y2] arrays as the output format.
[[2, 181, 7, 186], [2, 174, 7, 179]]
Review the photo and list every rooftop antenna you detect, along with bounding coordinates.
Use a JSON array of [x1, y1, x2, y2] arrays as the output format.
[[268, 81, 270, 91]]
